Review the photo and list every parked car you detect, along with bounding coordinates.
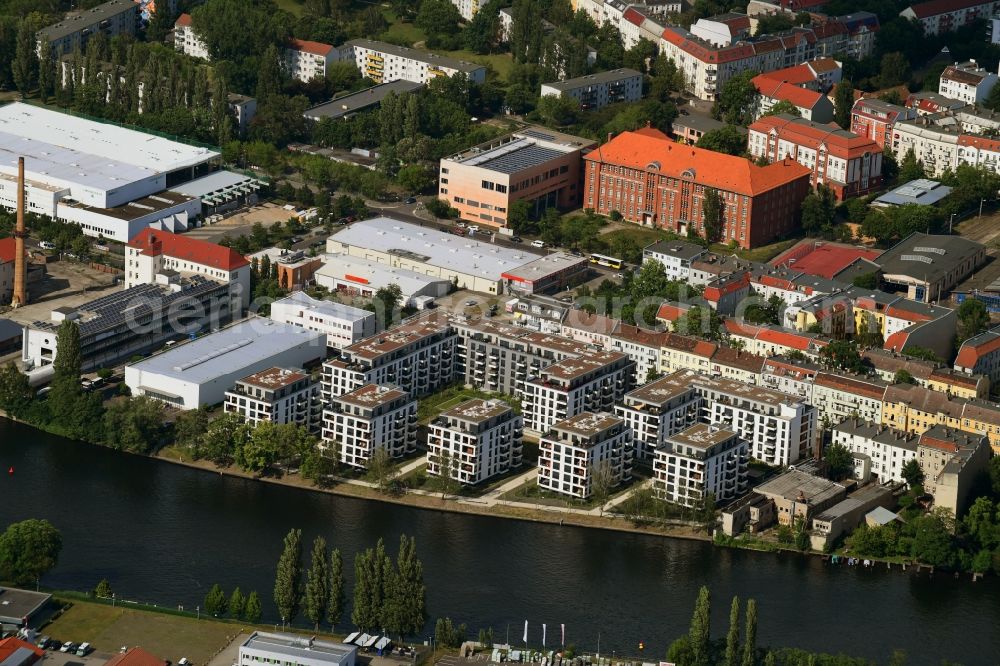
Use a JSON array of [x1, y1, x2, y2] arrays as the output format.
[[76, 643, 91, 657], [404, 197, 417, 204], [510, 236, 522, 243], [47, 641, 62, 652], [39, 241, 56, 250], [290, 236, 303, 244], [531, 240, 545, 248], [178, 659, 190, 666], [453, 228, 466, 236], [467, 225, 480, 233], [36, 636, 50, 650], [465, 299, 477, 306], [60, 642, 76, 653], [456, 221, 466, 228]]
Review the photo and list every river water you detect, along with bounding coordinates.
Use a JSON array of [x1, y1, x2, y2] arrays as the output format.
[[1, 419, 997, 665]]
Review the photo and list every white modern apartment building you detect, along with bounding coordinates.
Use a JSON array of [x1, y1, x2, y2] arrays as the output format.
[[269, 292, 375, 350], [642, 239, 708, 281], [174, 13, 209, 59], [522, 350, 634, 433], [427, 399, 523, 485], [615, 375, 701, 460], [38, 0, 138, 57], [537, 412, 634, 499], [125, 228, 251, 312], [938, 60, 999, 105], [540, 69, 643, 111], [285, 39, 338, 83], [339, 39, 487, 85], [450, 0, 481, 20], [224, 367, 322, 434], [653, 423, 749, 507], [322, 384, 417, 468], [321, 313, 458, 401], [832, 419, 919, 484]]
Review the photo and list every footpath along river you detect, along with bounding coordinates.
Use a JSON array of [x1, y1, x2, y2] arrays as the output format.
[[2, 418, 998, 665]]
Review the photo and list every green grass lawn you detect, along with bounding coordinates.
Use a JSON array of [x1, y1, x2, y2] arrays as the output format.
[[379, 8, 427, 45], [275, 0, 305, 17], [417, 384, 521, 423], [46, 599, 239, 663]]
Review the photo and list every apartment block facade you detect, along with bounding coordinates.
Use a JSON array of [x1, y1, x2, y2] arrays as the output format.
[[523, 351, 635, 433], [269, 292, 376, 350], [938, 60, 998, 105], [537, 412, 634, 499], [583, 128, 811, 249], [653, 423, 749, 507], [831, 419, 918, 484], [340, 39, 487, 85], [39, 0, 138, 57], [540, 69, 643, 111], [322, 384, 417, 468], [850, 98, 917, 150], [899, 0, 1000, 36], [427, 399, 523, 485], [747, 114, 883, 200], [615, 375, 701, 460], [224, 367, 322, 434]]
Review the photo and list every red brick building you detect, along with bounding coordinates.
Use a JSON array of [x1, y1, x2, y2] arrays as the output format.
[[583, 128, 811, 249], [850, 98, 916, 149], [747, 114, 883, 200]]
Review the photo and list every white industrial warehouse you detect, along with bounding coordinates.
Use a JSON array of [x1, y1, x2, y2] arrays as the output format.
[[0, 103, 219, 241], [125, 319, 326, 410]]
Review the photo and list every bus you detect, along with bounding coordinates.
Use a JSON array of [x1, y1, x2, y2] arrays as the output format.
[[589, 253, 624, 269]]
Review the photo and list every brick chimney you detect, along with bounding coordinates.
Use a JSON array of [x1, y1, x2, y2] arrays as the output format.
[[11, 156, 27, 307]]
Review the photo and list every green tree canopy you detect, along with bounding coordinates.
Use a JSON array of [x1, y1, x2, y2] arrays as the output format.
[[696, 125, 748, 156], [0, 519, 63, 586], [713, 71, 758, 126]]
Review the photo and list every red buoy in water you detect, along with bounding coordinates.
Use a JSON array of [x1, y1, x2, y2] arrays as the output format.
[[7, 466, 13, 475]]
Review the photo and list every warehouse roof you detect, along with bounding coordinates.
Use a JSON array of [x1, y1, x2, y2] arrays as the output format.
[[501, 252, 588, 284], [271, 292, 373, 323], [241, 632, 356, 666], [317, 253, 450, 296], [304, 81, 424, 121], [329, 217, 541, 281], [126, 319, 324, 385], [877, 232, 984, 285], [873, 179, 952, 207], [170, 170, 263, 201]]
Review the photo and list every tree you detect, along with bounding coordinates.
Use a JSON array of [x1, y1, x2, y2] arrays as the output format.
[[956, 298, 990, 346], [0, 362, 33, 418], [396, 164, 435, 194], [910, 510, 957, 569], [273, 528, 303, 624], [244, 590, 263, 623], [824, 443, 853, 481], [893, 369, 916, 385], [256, 44, 283, 103], [385, 535, 425, 638], [229, 587, 246, 619], [304, 536, 330, 630], [536, 93, 580, 127], [833, 80, 854, 130], [198, 412, 248, 466], [352, 539, 392, 631], [800, 185, 837, 235], [174, 408, 209, 449], [464, 0, 503, 53], [416, 0, 463, 45], [590, 460, 615, 515], [37, 37, 54, 103], [205, 584, 227, 616], [901, 458, 924, 488], [725, 596, 741, 666], [818, 340, 867, 374], [702, 188, 724, 243], [237, 421, 283, 475], [0, 519, 63, 586], [367, 447, 399, 492], [94, 579, 113, 599], [762, 99, 801, 118], [852, 272, 878, 289], [11, 18, 36, 96], [879, 52, 910, 88], [713, 70, 758, 126], [688, 586, 711, 666], [742, 599, 757, 666], [102, 397, 165, 454], [328, 548, 345, 628], [897, 149, 925, 183]]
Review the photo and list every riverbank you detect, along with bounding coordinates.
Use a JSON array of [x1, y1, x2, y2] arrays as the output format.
[[151, 448, 713, 543]]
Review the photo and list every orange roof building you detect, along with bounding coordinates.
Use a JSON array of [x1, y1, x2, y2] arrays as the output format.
[[583, 130, 811, 249], [747, 114, 883, 200], [104, 647, 168, 666]]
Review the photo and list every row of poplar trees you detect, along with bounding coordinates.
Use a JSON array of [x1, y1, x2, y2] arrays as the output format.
[[273, 530, 426, 637]]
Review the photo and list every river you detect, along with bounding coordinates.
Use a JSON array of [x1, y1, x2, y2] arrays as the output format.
[[2, 419, 998, 665]]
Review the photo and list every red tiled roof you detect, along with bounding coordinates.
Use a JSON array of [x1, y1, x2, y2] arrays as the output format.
[[755, 273, 797, 291], [723, 319, 762, 338], [634, 126, 670, 140], [883, 330, 909, 352], [656, 303, 691, 322], [906, 0, 991, 19], [815, 372, 887, 400], [0, 237, 16, 263], [809, 57, 841, 74], [693, 340, 718, 357], [885, 305, 933, 323], [0, 638, 44, 663], [757, 328, 827, 351], [105, 647, 167, 666], [585, 130, 811, 195], [289, 38, 334, 56], [956, 334, 1000, 368], [771, 243, 882, 279], [128, 229, 249, 271], [755, 65, 817, 88], [958, 134, 1000, 153], [753, 78, 825, 111], [941, 65, 988, 85], [175, 12, 192, 27], [749, 115, 880, 161], [623, 7, 646, 26]]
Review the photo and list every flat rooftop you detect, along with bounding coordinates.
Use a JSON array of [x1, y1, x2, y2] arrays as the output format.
[[236, 367, 308, 391], [241, 632, 355, 665], [272, 291, 373, 322], [0, 587, 51, 624], [552, 411, 623, 440], [538, 350, 627, 383], [344, 39, 486, 73], [877, 232, 984, 284], [442, 398, 511, 423], [667, 422, 737, 450], [445, 127, 595, 174], [304, 81, 424, 121], [318, 253, 451, 295], [38, 0, 135, 42], [645, 239, 707, 261], [756, 469, 845, 504], [0, 103, 218, 191], [127, 319, 324, 385], [329, 217, 541, 281], [170, 170, 264, 201], [543, 68, 642, 90], [624, 373, 696, 406], [335, 383, 407, 409], [60, 189, 197, 221], [344, 312, 451, 361], [873, 179, 953, 207], [501, 252, 588, 283]]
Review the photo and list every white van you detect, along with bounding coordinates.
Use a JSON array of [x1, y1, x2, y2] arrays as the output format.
[[531, 240, 545, 248], [76, 643, 91, 657]]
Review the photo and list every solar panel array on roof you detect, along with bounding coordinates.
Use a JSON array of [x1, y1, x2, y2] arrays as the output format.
[[520, 128, 557, 141], [477, 144, 566, 174]]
